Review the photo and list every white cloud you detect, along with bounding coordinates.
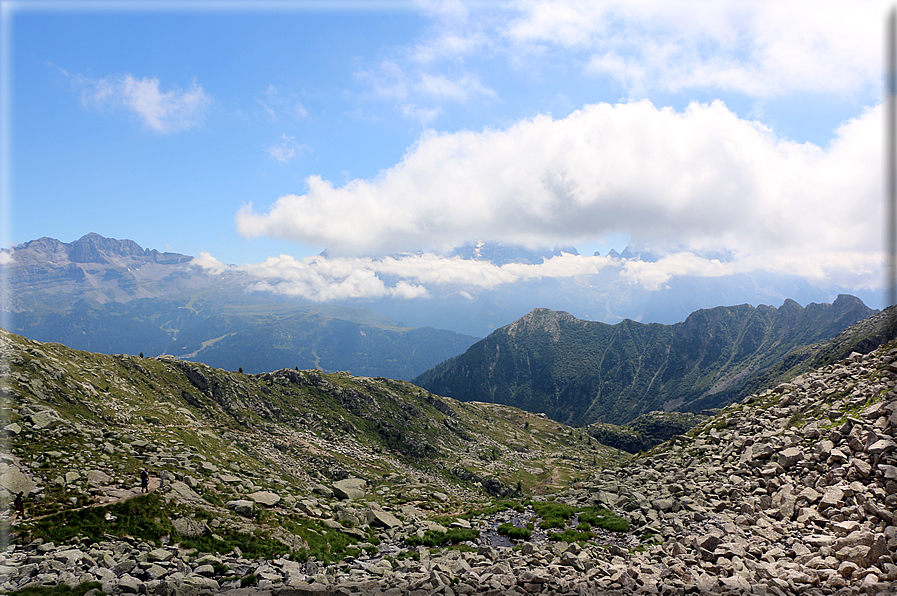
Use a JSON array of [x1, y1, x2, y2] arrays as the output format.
[[236, 99, 881, 287], [505, 0, 882, 98], [192, 251, 230, 274], [0, 251, 14, 265], [75, 73, 210, 133], [208, 244, 883, 304], [266, 134, 309, 164], [236, 251, 615, 302]]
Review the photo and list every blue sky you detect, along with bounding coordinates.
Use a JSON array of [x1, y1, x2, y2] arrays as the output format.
[[1, 0, 888, 308]]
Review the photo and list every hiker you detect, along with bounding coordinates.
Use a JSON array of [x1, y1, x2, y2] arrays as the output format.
[[13, 491, 24, 518], [140, 468, 150, 493]]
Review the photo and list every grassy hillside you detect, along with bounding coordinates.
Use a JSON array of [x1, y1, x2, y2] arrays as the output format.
[[0, 328, 623, 535]]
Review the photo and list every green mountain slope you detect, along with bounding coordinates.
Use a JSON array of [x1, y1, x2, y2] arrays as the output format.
[[0, 327, 623, 522], [413, 295, 875, 426]]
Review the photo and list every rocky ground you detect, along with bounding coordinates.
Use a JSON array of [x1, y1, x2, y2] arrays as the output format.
[[1, 324, 896, 594]]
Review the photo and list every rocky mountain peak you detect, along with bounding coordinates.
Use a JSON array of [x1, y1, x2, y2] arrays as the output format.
[[506, 308, 579, 340], [9, 233, 192, 267]]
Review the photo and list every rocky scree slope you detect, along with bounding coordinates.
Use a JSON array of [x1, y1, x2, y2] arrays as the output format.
[[414, 295, 874, 427], [2, 313, 897, 595]]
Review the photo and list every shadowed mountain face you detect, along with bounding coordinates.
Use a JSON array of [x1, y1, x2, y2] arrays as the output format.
[[413, 295, 876, 426], [2, 234, 478, 379]]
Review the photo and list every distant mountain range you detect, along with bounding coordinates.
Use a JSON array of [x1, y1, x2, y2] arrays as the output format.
[[2, 233, 477, 379], [413, 295, 877, 426]]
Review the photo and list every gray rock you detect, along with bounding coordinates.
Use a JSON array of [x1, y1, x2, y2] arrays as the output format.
[[248, 490, 282, 507], [85, 469, 111, 486], [147, 548, 174, 562], [369, 508, 402, 529], [226, 499, 255, 517], [778, 447, 804, 468], [172, 517, 206, 538], [332, 478, 366, 500], [0, 468, 37, 496]]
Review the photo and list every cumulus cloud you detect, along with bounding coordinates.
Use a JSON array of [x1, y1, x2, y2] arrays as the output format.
[[505, 0, 882, 98], [236, 99, 881, 273], [74, 73, 210, 133]]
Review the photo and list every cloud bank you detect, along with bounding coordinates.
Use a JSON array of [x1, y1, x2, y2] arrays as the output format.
[[193, 247, 881, 304], [74, 73, 210, 133], [236, 99, 880, 257]]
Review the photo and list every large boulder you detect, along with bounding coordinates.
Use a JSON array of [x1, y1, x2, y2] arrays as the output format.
[[172, 517, 206, 538], [368, 508, 402, 529], [248, 490, 282, 507], [226, 499, 255, 517], [86, 469, 112, 486], [332, 478, 366, 500], [26, 409, 63, 430], [0, 467, 38, 497]]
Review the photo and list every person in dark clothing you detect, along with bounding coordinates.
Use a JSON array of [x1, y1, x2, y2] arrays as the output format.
[[140, 468, 149, 493], [13, 492, 24, 518]]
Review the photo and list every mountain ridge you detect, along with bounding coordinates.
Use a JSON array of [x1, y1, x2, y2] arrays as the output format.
[[2, 233, 479, 380], [413, 294, 876, 426]]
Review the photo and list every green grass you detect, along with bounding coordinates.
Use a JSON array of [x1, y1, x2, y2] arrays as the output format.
[[275, 517, 367, 565], [548, 528, 593, 542], [177, 528, 291, 560], [405, 527, 479, 547], [496, 523, 532, 540], [577, 506, 629, 532], [21, 493, 174, 544], [530, 501, 577, 529]]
